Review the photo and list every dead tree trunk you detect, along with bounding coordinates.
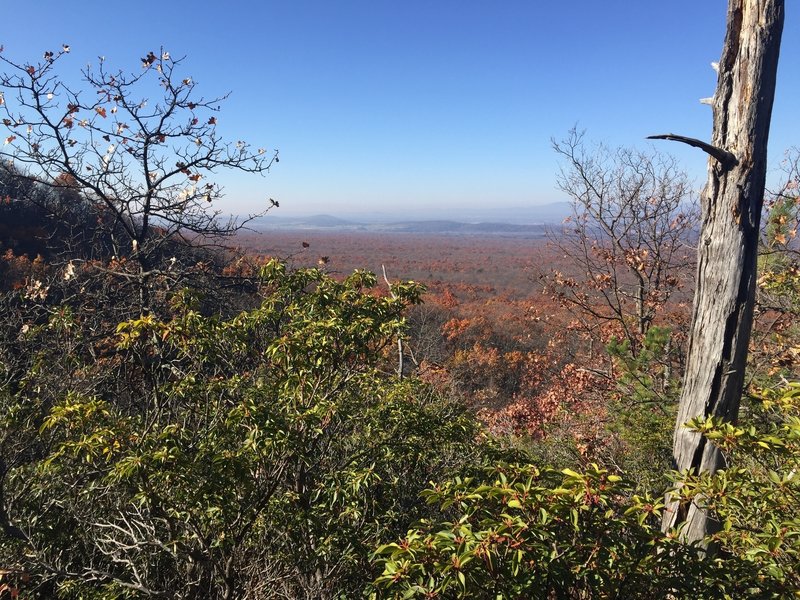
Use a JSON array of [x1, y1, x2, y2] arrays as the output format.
[[651, 0, 784, 542], [382, 265, 406, 379]]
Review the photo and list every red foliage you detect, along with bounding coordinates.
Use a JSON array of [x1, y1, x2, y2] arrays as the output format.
[[235, 229, 686, 451], [481, 362, 611, 438]]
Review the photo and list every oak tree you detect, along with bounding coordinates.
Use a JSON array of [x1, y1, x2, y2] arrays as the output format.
[[0, 46, 278, 309], [547, 129, 696, 357]]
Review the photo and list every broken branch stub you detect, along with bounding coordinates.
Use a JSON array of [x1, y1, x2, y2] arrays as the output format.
[[647, 133, 737, 170]]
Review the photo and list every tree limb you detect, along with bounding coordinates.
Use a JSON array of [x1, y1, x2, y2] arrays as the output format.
[[647, 133, 738, 169]]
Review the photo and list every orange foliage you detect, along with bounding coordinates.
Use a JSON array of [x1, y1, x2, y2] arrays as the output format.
[[234, 230, 687, 454], [480, 362, 610, 438]]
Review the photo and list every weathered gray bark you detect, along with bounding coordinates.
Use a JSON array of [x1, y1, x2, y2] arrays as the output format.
[[652, 0, 784, 541]]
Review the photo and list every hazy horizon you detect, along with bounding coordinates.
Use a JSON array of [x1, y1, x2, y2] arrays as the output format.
[[248, 199, 570, 221]]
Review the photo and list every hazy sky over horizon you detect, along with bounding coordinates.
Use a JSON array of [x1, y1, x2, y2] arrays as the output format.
[[3, 1, 798, 217]]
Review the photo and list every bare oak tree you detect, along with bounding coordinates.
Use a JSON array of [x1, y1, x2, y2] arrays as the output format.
[[0, 46, 278, 309], [652, 0, 785, 542], [547, 129, 696, 356]]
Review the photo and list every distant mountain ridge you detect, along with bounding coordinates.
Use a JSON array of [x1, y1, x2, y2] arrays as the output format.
[[249, 203, 570, 237], [250, 215, 551, 237]]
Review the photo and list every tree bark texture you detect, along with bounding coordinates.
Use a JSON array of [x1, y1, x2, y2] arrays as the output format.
[[661, 0, 784, 540]]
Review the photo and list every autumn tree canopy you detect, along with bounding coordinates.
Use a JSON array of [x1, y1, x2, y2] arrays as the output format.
[[547, 128, 696, 354]]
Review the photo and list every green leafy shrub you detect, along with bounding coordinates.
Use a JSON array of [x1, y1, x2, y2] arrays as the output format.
[[604, 326, 677, 489], [673, 382, 800, 597], [372, 382, 800, 599], [371, 464, 707, 599], [0, 262, 489, 599]]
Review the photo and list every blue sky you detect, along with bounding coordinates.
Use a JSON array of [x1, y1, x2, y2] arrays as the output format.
[[3, 1, 798, 218]]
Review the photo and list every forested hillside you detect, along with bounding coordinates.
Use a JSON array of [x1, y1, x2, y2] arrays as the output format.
[[2, 3, 799, 597]]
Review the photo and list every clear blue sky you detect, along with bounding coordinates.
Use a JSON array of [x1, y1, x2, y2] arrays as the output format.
[[3, 1, 798, 218]]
